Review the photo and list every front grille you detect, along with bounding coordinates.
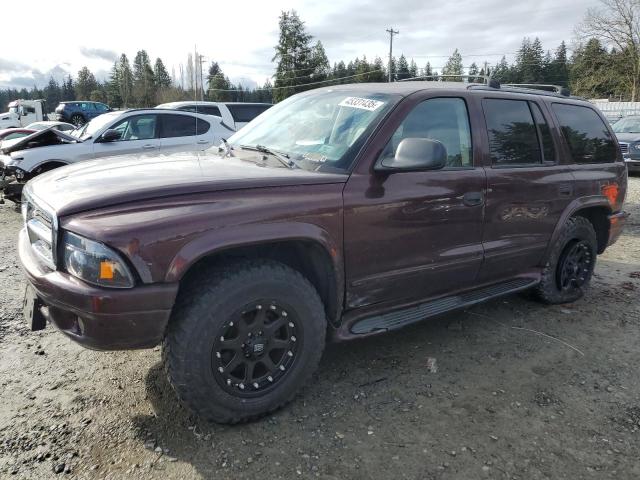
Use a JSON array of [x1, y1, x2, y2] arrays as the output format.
[[619, 142, 629, 154], [23, 192, 57, 269]]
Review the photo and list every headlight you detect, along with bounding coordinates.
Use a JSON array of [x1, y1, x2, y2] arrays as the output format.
[[633, 144, 640, 150], [62, 231, 134, 288]]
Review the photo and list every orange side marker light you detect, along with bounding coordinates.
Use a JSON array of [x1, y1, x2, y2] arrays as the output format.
[[100, 261, 115, 280]]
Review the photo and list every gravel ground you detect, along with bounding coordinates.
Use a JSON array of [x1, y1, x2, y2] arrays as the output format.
[[1, 178, 640, 479]]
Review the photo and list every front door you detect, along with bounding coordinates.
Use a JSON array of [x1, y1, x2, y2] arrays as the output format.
[[478, 97, 574, 282], [92, 114, 160, 158], [343, 95, 486, 310]]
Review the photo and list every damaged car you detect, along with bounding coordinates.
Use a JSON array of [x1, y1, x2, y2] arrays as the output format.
[[0, 109, 229, 202]]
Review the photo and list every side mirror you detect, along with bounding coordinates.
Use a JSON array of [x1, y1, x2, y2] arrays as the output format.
[[378, 137, 447, 171], [100, 129, 122, 142]]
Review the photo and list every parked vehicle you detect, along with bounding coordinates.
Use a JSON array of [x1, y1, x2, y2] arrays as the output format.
[[155, 101, 271, 131], [0, 109, 225, 202], [0, 128, 35, 143], [0, 99, 47, 129], [54, 101, 111, 127], [26, 121, 76, 132], [18, 81, 628, 424], [612, 115, 640, 174]]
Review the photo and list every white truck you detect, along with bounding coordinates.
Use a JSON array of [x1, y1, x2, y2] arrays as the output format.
[[0, 99, 46, 129]]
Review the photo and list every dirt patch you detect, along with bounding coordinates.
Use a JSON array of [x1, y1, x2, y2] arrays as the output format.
[[1, 179, 640, 479]]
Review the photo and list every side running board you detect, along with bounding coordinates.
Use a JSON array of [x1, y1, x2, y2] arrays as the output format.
[[350, 278, 538, 335]]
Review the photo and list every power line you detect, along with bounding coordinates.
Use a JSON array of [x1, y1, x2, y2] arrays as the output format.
[[207, 69, 385, 92]]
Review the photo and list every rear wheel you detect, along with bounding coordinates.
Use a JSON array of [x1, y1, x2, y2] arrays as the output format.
[[70, 114, 85, 127], [163, 260, 327, 423], [534, 216, 597, 304]]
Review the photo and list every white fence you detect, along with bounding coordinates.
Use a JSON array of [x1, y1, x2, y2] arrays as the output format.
[[590, 100, 640, 122]]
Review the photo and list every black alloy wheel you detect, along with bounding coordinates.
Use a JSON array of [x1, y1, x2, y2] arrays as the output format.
[[212, 300, 300, 397]]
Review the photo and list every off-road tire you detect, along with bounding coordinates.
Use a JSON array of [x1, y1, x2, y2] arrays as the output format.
[[534, 216, 597, 304], [163, 260, 327, 424]]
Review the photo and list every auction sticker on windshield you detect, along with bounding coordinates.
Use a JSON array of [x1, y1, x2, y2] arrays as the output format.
[[338, 97, 385, 111]]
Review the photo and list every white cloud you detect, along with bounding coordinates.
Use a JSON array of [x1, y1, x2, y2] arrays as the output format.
[[1, 0, 600, 89]]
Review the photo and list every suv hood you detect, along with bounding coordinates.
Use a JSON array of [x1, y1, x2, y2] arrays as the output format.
[[27, 151, 348, 216], [1, 127, 78, 154], [615, 132, 640, 143]]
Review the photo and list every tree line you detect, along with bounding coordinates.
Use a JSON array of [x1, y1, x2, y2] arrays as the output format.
[[1, 0, 638, 111]]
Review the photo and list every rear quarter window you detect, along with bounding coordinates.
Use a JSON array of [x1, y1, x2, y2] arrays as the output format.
[[227, 104, 271, 123], [551, 103, 617, 164]]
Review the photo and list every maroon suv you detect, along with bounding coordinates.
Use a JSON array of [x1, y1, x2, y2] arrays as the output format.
[[18, 81, 628, 423]]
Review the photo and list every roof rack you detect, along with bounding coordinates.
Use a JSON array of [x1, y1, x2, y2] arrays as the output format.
[[398, 74, 501, 88], [502, 84, 571, 97]]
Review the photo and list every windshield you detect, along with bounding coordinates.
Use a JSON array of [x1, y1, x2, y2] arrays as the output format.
[[226, 90, 398, 172], [8, 106, 18, 114], [72, 112, 120, 140], [612, 117, 640, 133]]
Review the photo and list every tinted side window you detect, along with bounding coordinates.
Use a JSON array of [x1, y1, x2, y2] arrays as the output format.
[[552, 104, 616, 163], [380, 97, 473, 168], [196, 119, 210, 135], [95, 103, 109, 113], [161, 114, 197, 137], [483, 99, 541, 165], [530, 103, 555, 162], [202, 106, 221, 116], [111, 114, 157, 141], [227, 104, 270, 123]]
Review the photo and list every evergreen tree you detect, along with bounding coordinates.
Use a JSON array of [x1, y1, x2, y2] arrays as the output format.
[[310, 41, 330, 82], [409, 59, 418, 78], [61, 76, 75, 101], [272, 10, 315, 101], [570, 38, 617, 98], [117, 54, 134, 107], [442, 49, 464, 80], [549, 41, 569, 86], [423, 62, 433, 78], [206, 62, 232, 101], [468, 62, 479, 83], [153, 58, 172, 89], [44, 77, 61, 113], [106, 61, 123, 107], [132, 50, 156, 107], [75, 67, 97, 99], [396, 55, 410, 80], [370, 56, 387, 82]]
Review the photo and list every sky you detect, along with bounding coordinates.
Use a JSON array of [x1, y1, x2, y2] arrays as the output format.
[[0, 0, 602, 90]]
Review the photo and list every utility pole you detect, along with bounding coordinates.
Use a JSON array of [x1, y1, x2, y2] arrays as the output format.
[[198, 54, 207, 101], [386, 28, 399, 82]]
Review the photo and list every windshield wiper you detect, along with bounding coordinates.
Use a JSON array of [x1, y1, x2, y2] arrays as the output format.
[[240, 144, 298, 169]]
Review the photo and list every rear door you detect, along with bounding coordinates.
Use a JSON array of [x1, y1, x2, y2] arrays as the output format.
[[478, 96, 574, 283], [343, 94, 486, 309], [158, 113, 213, 153], [91, 113, 160, 158]]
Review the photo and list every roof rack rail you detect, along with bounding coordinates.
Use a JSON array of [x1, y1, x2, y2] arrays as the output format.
[[502, 83, 571, 97], [398, 74, 501, 89]]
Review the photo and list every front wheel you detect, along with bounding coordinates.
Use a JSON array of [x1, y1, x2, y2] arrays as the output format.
[[163, 260, 327, 424], [534, 216, 597, 304]]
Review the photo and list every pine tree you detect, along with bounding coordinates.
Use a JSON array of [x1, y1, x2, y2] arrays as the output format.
[[153, 58, 172, 89], [468, 62, 479, 83], [442, 49, 464, 80], [106, 61, 123, 107], [570, 38, 616, 98], [133, 50, 156, 107], [423, 62, 433, 78], [550, 41, 569, 86], [396, 55, 410, 80], [272, 10, 315, 101], [117, 54, 134, 107], [61, 76, 75, 101], [206, 62, 231, 101], [75, 67, 97, 99], [370, 56, 387, 82], [310, 41, 330, 82], [44, 77, 61, 113], [409, 59, 418, 78]]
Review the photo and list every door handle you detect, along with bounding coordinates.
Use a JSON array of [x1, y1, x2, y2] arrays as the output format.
[[197, 139, 210, 145], [463, 191, 484, 207], [559, 183, 572, 196], [142, 144, 157, 150]]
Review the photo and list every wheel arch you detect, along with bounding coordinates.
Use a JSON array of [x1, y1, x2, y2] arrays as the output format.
[[166, 224, 344, 326], [542, 196, 612, 264]]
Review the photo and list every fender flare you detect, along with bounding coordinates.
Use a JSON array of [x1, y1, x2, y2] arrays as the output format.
[[540, 195, 611, 264], [164, 221, 344, 320]]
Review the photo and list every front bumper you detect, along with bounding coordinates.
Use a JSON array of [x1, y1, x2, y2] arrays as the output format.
[[607, 211, 629, 247], [18, 228, 179, 350], [624, 158, 640, 172]]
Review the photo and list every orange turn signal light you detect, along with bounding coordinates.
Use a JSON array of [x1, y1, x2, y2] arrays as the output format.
[[99, 261, 115, 280], [601, 184, 619, 208]]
